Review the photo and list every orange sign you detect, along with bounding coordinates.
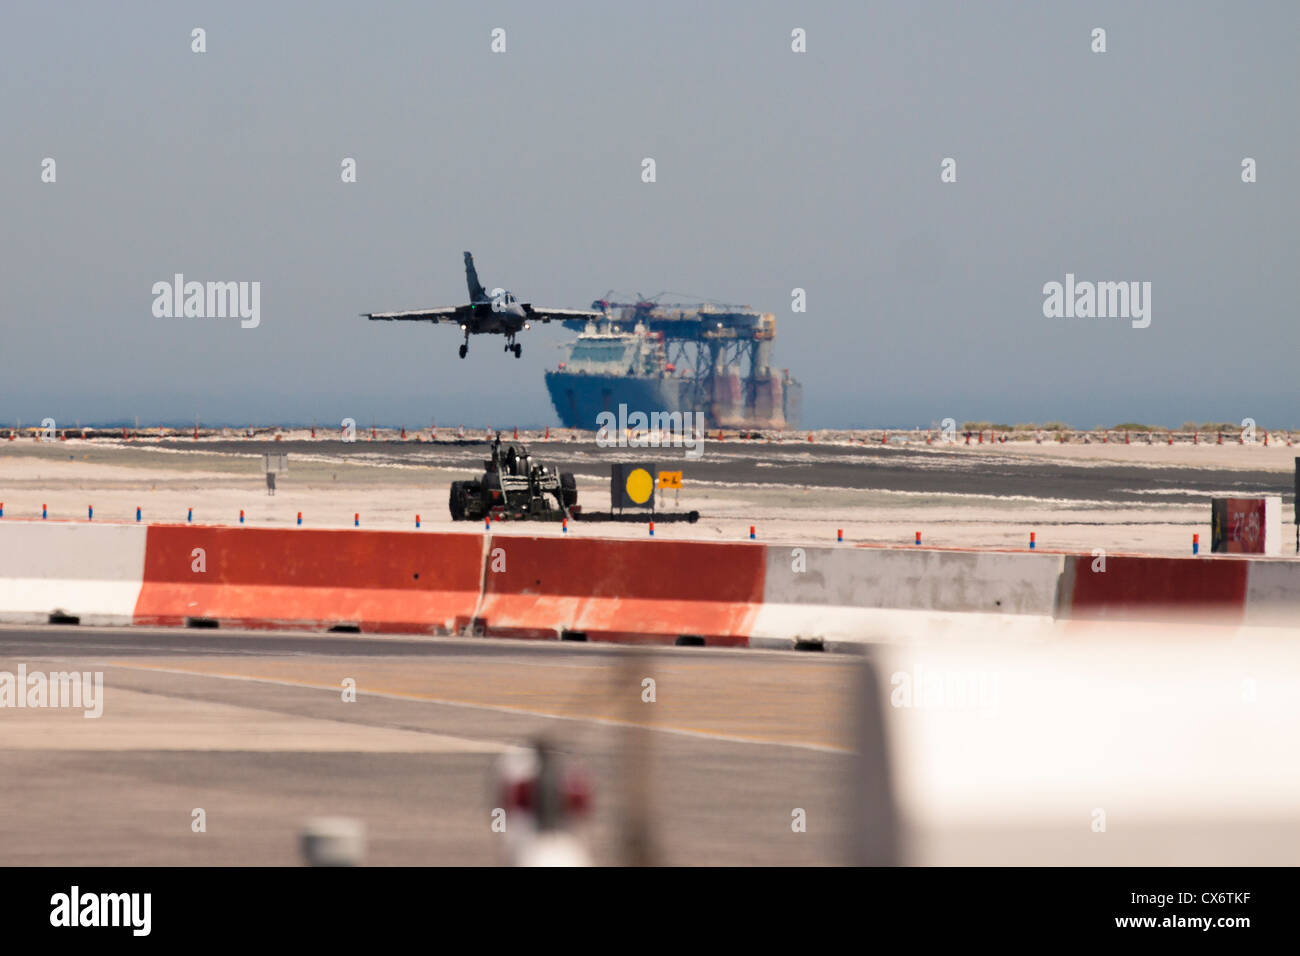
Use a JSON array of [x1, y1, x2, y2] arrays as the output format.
[[658, 471, 682, 489]]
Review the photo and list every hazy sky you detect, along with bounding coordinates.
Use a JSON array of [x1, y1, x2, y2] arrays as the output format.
[[2, 1, 1296, 428]]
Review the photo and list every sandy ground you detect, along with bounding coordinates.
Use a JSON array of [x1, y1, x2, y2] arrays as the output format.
[[0, 435, 1295, 555]]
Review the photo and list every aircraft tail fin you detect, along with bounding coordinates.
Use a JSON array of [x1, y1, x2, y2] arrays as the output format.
[[463, 252, 487, 302]]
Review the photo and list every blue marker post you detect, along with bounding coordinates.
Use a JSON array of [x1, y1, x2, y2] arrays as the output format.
[[1193, 533, 1199, 556], [136, 507, 141, 523], [187, 507, 193, 523], [354, 513, 360, 528], [88, 505, 93, 521], [42, 504, 47, 520]]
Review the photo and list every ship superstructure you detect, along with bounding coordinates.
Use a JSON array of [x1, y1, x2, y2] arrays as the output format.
[[545, 296, 802, 430]]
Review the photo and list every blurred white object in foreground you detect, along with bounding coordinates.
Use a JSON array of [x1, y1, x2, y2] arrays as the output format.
[[497, 742, 592, 866], [871, 627, 1300, 864]]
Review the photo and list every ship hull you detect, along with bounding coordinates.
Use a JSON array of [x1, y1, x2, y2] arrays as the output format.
[[545, 371, 801, 430]]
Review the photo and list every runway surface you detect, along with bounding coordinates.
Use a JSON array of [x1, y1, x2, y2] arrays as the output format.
[[156, 439, 1293, 506], [0, 626, 858, 866]]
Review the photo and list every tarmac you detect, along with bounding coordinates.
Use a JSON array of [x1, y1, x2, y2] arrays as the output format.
[[0, 626, 856, 866], [1, 434, 1294, 554]]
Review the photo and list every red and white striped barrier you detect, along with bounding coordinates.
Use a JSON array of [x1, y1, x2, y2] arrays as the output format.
[[3, 522, 1300, 646], [133, 525, 484, 633], [473, 535, 763, 645]]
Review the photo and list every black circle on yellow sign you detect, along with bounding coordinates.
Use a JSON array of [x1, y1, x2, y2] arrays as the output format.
[[626, 467, 654, 504]]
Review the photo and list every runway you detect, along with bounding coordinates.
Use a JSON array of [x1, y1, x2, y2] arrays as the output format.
[[154, 438, 1293, 506], [0, 626, 858, 866]]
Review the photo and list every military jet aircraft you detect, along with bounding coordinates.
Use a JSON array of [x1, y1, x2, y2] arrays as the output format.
[[364, 252, 603, 358]]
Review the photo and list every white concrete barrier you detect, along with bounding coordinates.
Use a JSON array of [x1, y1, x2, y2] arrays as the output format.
[[0, 522, 146, 625], [752, 546, 1064, 648]]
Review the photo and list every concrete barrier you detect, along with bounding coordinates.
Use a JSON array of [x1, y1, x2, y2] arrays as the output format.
[[472, 534, 764, 645], [5, 522, 1300, 647], [0, 521, 146, 625], [1058, 553, 1249, 624], [751, 546, 1064, 648], [133, 525, 485, 633], [1243, 560, 1300, 626]]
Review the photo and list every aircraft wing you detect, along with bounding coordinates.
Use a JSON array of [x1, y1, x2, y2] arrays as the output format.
[[363, 305, 467, 323], [522, 306, 605, 324]]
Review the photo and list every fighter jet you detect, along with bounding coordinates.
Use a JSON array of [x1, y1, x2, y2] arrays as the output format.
[[364, 252, 603, 358]]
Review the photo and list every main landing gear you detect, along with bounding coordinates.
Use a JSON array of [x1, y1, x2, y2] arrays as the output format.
[[460, 328, 470, 359], [504, 335, 522, 358]]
